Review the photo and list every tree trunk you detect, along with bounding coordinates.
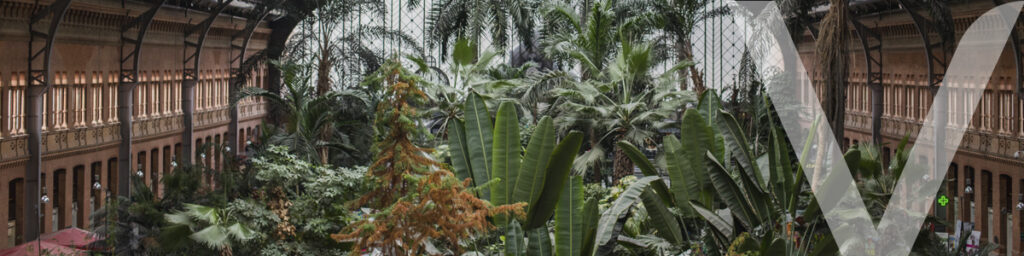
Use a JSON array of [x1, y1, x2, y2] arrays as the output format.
[[316, 50, 333, 165], [584, 127, 604, 184], [612, 135, 634, 184], [816, 0, 849, 143], [317, 54, 333, 96], [675, 39, 705, 94]]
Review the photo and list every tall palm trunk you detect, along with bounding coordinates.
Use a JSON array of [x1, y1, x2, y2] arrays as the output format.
[[612, 134, 633, 184], [585, 127, 604, 184], [816, 0, 849, 144], [316, 51, 333, 165], [676, 39, 705, 94]]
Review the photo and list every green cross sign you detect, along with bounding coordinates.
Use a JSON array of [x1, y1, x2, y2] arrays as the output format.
[[938, 195, 949, 207]]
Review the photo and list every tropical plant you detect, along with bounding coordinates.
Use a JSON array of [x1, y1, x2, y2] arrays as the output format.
[[333, 59, 523, 254], [421, 38, 513, 139], [552, 40, 694, 184], [816, 0, 850, 142], [161, 204, 257, 254], [237, 61, 372, 166], [601, 92, 839, 256], [614, 0, 730, 93], [89, 176, 165, 255], [446, 85, 587, 231], [541, 0, 626, 80], [426, 0, 539, 57], [285, 0, 424, 93]]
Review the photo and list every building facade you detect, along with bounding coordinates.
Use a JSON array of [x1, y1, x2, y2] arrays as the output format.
[[796, 1, 1024, 254], [0, 0, 275, 247]]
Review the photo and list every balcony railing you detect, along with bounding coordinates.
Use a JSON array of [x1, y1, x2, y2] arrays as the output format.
[[0, 102, 265, 163]]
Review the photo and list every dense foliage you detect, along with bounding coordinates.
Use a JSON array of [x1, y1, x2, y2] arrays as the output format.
[[86, 0, 987, 255]]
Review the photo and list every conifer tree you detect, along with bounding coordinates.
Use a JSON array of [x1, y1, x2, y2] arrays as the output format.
[[333, 59, 523, 254]]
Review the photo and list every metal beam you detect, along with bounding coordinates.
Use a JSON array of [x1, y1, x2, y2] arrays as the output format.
[[26, 0, 71, 242], [994, 0, 1024, 136], [897, 0, 949, 89], [897, 0, 952, 181], [118, 0, 164, 198], [229, 4, 272, 157], [850, 14, 884, 146], [182, 0, 233, 164]]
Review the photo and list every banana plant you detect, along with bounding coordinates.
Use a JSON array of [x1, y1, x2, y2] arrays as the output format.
[[603, 92, 840, 255], [449, 95, 585, 229]]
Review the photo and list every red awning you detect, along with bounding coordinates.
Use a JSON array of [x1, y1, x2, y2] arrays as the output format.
[[39, 228, 99, 250], [0, 240, 86, 256]]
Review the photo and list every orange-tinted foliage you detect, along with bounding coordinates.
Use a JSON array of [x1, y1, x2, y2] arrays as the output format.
[[332, 61, 523, 255]]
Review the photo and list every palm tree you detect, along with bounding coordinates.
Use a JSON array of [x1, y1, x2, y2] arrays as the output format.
[[161, 204, 257, 255], [236, 61, 371, 165], [541, 0, 622, 80], [614, 0, 729, 94], [89, 176, 164, 255], [426, 0, 539, 57], [553, 41, 693, 183], [816, 0, 850, 142], [285, 0, 425, 94]]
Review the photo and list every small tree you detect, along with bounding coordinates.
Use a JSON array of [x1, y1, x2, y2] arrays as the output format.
[[333, 59, 523, 254]]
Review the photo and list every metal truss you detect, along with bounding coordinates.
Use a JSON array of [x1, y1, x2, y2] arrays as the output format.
[[183, 0, 233, 81], [850, 13, 884, 145], [897, 0, 952, 179], [994, 0, 1024, 136], [897, 0, 949, 89], [26, 0, 72, 242], [181, 0, 233, 163], [228, 2, 272, 155], [120, 0, 166, 84], [117, 0, 165, 198]]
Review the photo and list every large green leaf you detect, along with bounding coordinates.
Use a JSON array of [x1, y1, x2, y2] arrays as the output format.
[[790, 116, 821, 216], [678, 110, 717, 206], [190, 226, 229, 249], [527, 227, 553, 256], [662, 135, 696, 212], [226, 223, 256, 242], [555, 176, 584, 256], [513, 116, 557, 213], [705, 152, 759, 230], [616, 141, 673, 205], [696, 89, 721, 124], [580, 198, 599, 256], [453, 37, 477, 66], [464, 92, 493, 200], [734, 159, 772, 226], [640, 188, 684, 244], [696, 92, 725, 157], [715, 110, 763, 188], [525, 131, 584, 229], [593, 176, 660, 253], [690, 203, 734, 238], [506, 220, 527, 256], [492, 101, 522, 226], [448, 118, 474, 185]]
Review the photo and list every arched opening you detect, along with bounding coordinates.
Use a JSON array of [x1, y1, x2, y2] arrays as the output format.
[[151, 148, 160, 197], [107, 158, 117, 198], [214, 134, 221, 171], [53, 168, 69, 230], [983, 170, 993, 242], [138, 150, 147, 189], [72, 165, 85, 228], [9, 178, 23, 245], [238, 128, 245, 154], [1000, 174, 1011, 254]]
